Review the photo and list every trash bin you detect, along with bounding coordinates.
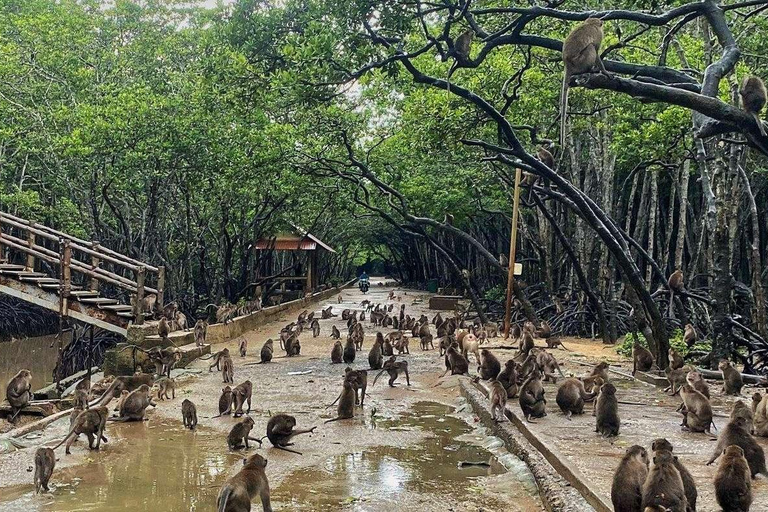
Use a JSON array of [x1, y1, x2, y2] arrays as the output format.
[[427, 279, 439, 293]]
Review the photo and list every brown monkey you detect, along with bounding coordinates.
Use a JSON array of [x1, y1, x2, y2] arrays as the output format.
[[595, 381, 620, 436], [479, 349, 501, 380], [373, 356, 410, 387], [340, 367, 368, 407], [263, 414, 316, 455], [215, 386, 234, 417], [259, 339, 273, 364], [678, 384, 713, 433], [753, 391, 768, 437], [582, 361, 610, 391], [537, 146, 555, 170], [324, 379, 355, 423], [441, 344, 469, 376], [611, 445, 649, 512], [311, 319, 320, 338], [714, 445, 753, 512], [497, 359, 519, 398], [343, 337, 356, 364], [331, 325, 341, 339], [330, 340, 343, 364], [740, 75, 767, 136], [111, 384, 156, 422], [708, 414, 767, 477], [368, 337, 383, 370], [545, 336, 568, 350], [221, 352, 234, 384], [338, 294, 342, 303], [52, 406, 109, 455], [719, 360, 744, 395], [488, 379, 508, 422], [154, 376, 176, 400], [92, 372, 154, 407], [642, 450, 687, 512], [560, 18, 606, 145], [181, 399, 197, 430], [686, 370, 710, 399], [5, 369, 32, 422], [73, 377, 90, 410], [535, 320, 552, 339], [207, 348, 231, 372], [632, 342, 654, 375], [232, 380, 253, 417], [194, 319, 207, 347], [510, 323, 522, 341], [668, 269, 684, 293], [113, 389, 130, 412], [651, 439, 697, 512], [284, 333, 301, 356], [227, 416, 262, 450], [731, 399, 754, 433], [158, 316, 170, 338], [34, 447, 55, 494], [519, 368, 547, 422], [239, 338, 248, 358], [556, 378, 599, 419], [217, 453, 272, 512], [393, 335, 409, 355], [518, 330, 535, 358], [664, 366, 691, 396], [668, 348, 684, 370], [683, 324, 697, 347]]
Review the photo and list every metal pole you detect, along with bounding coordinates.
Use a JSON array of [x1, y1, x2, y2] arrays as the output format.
[[504, 168, 523, 338]]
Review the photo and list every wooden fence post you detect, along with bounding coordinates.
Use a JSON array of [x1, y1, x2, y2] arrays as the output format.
[[156, 266, 165, 316], [26, 220, 36, 270], [134, 266, 145, 325], [90, 241, 101, 292]]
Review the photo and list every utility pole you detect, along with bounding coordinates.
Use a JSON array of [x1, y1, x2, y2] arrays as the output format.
[[504, 168, 523, 338]]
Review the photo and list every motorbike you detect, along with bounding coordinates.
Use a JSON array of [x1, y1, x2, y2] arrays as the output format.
[[358, 278, 370, 293]]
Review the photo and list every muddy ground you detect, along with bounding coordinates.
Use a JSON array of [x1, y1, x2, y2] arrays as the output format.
[[0, 279, 543, 512]]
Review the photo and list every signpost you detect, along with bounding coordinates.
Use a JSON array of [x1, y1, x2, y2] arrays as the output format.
[[503, 168, 523, 338]]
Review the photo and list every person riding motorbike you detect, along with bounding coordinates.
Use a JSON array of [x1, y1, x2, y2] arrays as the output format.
[[358, 271, 370, 293]]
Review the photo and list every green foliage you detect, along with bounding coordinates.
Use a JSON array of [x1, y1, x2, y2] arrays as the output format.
[[616, 329, 689, 358], [483, 285, 505, 303]]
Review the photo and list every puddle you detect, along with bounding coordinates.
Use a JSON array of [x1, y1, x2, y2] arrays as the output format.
[[271, 401, 542, 511]]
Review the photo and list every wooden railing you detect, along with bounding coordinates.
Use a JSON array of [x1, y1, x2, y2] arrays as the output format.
[[0, 211, 164, 325]]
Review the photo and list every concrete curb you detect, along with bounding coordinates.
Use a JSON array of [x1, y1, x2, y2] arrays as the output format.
[[459, 380, 596, 512]]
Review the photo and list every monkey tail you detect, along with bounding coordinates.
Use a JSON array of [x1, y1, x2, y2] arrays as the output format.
[[559, 73, 570, 148], [218, 486, 232, 512], [371, 369, 387, 387], [752, 112, 767, 136], [323, 416, 345, 424], [50, 432, 74, 451]]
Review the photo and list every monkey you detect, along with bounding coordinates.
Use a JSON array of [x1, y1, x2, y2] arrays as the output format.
[[752, 391, 768, 436], [611, 445, 649, 512], [560, 18, 606, 146], [154, 376, 176, 400], [321, 306, 335, 319], [556, 378, 599, 419], [34, 447, 55, 494], [651, 439, 697, 512], [683, 324, 697, 347], [181, 399, 198, 430], [194, 319, 207, 347], [497, 359, 519, 398], [719, 360, 744, 395], [221, 352, 234, 384], [259, 339, 273, 364], [479, 349, 501, 380], [632, 342, 654, 375], [685, 370, 710, 399], [92, 372, 154, 407], [668, 269, 684, 292], [207, 348, 231, 372], [393, 335, 409, 355], [461, 333, 481, 366], [172, 311, 188, 332], [149, 346, 182, 378], [5, 369, 32, 422], [510, 323, 522, 341], [519, 368, 547, 422], [740, 75, 767, 136], [535, 321, 552, 339], [545, 336, 568, 350], [284, 333, 301, 356], [485, 379, 507, 422], [708, 414, 767, 477], [382, 337, 394, 357], [731, 399, 754, 433], [668, 348, 684, 370], [311, 319, 320, 338], [342, 337, 356, 364], [217, 452, 273, 512], [582, 361, 610, 388], [368, 337, 383, 370], [158, 316, 170, 339], [441, 344, 469, 376], [215, 386, 234, 417], [536, 350, 565, 384], [641, 449, 687, 512], [239, 338, 248, 358], [446, 29, 473, 91], [331, 340, 343, 364], [52, 406, 109, 455], [111, 384, 156, 422], [518, 330, 535, 358], [112, 389, 129, 414], [72, 376, 90, 410], [339, 367, 369, 407], [677, 384, 713, 434], [341, 309, 351, 320], [263, 414, 316, 455], [595, 381, 620, 436], [231, 380, 253, 417], [227, 416, 263, 450], [331, 325, 341, 339], [324, 379, 355, 423], [537, 146, 555, 171], [714, 445, 753, 512], [338, 294, 342, 304], [373, 356, 410, 387], [664, 365, 691, 396], [420, 331, 435, 351]]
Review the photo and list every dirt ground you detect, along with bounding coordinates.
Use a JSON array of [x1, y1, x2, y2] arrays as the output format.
[[0, 279, 544, 512], [476, 335, 768, 512]]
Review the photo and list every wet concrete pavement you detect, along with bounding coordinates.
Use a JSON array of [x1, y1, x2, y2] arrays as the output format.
[[0, 279, 544, 511]]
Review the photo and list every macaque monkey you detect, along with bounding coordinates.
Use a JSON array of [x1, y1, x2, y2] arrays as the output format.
[[683, 324, 697, 347], [181, 399, 197, 430], [368, 338, 383, 370], [239, 338, 248, 358], [158, 317, 170, 339], [227, 416, 262, 450], [611, 445, 648, 512], [111, 384, 156, 422], [595, 382, 620, 436], [714, 445, 752, 512], [719, 360, 744, 395], [153, 377, 176, 400], [5, 369, 32, 422], [259, 339, 273, 364], [678, 384, 713, 433], [420, 332, 434, 351], [668, 348, 684, 370], [263, 414, 316, 455], [537, 146, 555, 170], [641, 450, 687, 512], [519, 330, 535, 358], [215, 386, 233, 417], [651, 439, 697, 512], [462, 333, 481, 366], [34, 447, 56, 494], [441, 344, 469, 376], [560, 18, 606, 146], [497, 359, 519, 398], [519, 368, 547, 422], [731, 400, 754, 433], [321, 306, 335, 319], [331, 340, 343, 364], [52, 406, 109, 455], [556, 378, 599, 419], [667, 269, 684, 316], [232, 380, 253, 417], [373, 356, 410, 387], [73, 377, 90, 409], [446, 29, 473, 91], [545, 337, 568, 350], [488, 379, 508, 422], [753, 392, 768, 437], [207, 348, 231, 372], [343, 337, 356, 364], [324, 379, 355, 423], [685, 370, 710, 399], [740, 75, 767, 136], [93, 373, 154, 407], [479, 349, 501, 380], [331, 325, 341, 339], [708, 413, 767, 477], [338, 294, 342, 304], [194, 319, 207, 347], [582, 361, 610, 390], [284, 333, 301, 356], [216, 453, 273, 512], [221, 352, 234, 384], [632, 342, 654, 375], [311, 319, 320, 337], [535, 321, 552, 339], [664, 365, 691, 396]]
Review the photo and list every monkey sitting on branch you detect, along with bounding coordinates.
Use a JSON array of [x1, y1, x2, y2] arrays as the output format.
[[445, 29, 473, 91]]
